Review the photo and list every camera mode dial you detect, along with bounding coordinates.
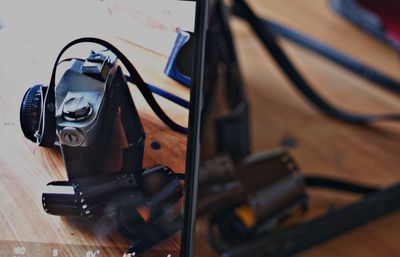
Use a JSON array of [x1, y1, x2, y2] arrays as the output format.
[[62, 96, 92, 121]]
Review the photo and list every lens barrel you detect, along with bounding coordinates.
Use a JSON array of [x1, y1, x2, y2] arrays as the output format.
[[20, 85, 43, 142]]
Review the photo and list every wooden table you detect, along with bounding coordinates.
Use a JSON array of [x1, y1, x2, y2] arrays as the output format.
[[195, 0, 400, 257], [2, 0, 400, 256], [0, 5, 190, 256]]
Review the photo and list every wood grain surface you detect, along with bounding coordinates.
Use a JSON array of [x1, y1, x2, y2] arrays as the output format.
[[0, 6, 190, 256], [195, 0, 400, 257], [2, 0, 400, 257]]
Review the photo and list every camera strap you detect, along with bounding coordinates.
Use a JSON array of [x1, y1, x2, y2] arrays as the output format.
[[251, 18, 400, 96], [38, 37, 188, 146], [216, 180, 400, 257], [232, 0, 400, 124]]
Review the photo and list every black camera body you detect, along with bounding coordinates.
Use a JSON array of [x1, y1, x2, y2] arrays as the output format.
[[44, 50, 144, 179], [20, 45, 183, 252], [20, 49, 151, 217], [20, 47, 183, 208], [56, 50, 146, 179]]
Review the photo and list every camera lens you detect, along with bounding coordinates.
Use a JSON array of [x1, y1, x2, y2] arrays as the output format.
[[20, 85, 43, 142]]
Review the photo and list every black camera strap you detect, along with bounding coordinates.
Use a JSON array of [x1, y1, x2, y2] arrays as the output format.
[[216, 181, 400, 257], [38, 37, 188, 145], [232, 0, 400, 124], [259, 19, 400, 95]]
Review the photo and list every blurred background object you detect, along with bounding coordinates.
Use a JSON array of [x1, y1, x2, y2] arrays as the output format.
[[0, 8, 3, 29], [331, 0, 400, 51], [195, 0, 400, 256]]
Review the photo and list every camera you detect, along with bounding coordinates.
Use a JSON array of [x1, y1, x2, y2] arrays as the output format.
[[21, 49, 145, 179], [19, 43, 183, 252]]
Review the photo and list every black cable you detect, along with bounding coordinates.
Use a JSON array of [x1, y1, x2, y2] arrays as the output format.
[[125, 76, 189, 109]]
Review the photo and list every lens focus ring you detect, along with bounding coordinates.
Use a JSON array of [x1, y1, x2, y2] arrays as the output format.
[[20, 85, 43, 142]]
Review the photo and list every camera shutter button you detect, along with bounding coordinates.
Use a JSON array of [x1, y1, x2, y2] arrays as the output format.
[[62, 96, 92, 121]]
